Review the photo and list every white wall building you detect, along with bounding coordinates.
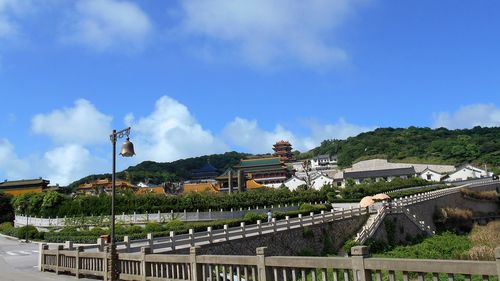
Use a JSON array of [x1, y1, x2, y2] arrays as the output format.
[[444, 165, 492, 182], [310, 155, 337, 170], [283, 176, 307, 191], [311, 174, 334, 190], [419, 167, 445, 182]]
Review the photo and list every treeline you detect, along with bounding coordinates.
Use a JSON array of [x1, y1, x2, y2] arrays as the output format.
[[304, 126, 500, 168], [68, 151, 248, 188], [12, 188, 328, 218]]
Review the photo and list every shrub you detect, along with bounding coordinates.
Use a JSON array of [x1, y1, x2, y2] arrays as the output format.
[[16, 225, 39, 240], [243, 212, 266, 222], [144, 222, 164, 233], [0, 193, 14, 223], [165, 219, 185, 232], [342, 239, 359, 255], [460, 188, 499, 201]]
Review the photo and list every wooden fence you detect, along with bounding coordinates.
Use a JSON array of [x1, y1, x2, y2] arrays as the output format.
[[40, 245, 500, 281]]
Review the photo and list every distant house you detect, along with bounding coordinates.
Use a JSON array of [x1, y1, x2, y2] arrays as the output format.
[[444, 165, 492, 182], [343, 167, 416, 185], [419, 167, 445, 182], [311, 174, 334, 190], [76, 178, 135, 195], [310, 155, 337, 171], [0, 178, 50, 196], [283, 176, 307, 191]]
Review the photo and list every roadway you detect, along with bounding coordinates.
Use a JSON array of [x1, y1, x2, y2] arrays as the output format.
[[0, 234, 90, 281]]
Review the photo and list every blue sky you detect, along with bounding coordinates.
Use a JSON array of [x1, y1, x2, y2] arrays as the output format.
[[1, 0, 499, 185]]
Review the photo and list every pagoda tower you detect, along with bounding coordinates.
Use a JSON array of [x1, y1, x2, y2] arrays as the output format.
[[272, 140, 295, 162]]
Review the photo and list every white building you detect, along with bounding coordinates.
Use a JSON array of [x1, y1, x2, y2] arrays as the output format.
[[419, 167, 445, 182], [310, 155, 337, 170], [311, 174, 334, 190], [283, 176, 307, 191], [444, 165, 492, 182]]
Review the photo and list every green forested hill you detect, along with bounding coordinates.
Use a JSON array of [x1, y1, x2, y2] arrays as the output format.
[[306, 126, 500, 168], [68, 127, 500, 189]]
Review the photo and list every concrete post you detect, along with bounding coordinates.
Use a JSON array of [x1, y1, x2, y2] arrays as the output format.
[[256, 247, 268, 281], [189, 229, 195, 246], [298, 214, 303, 227], [170, 231, 176, 251], [285, 216, 290, 229], [272, 218, 277, 232], [147, 233, 154, 249], [241, 222, 246, 238], [257, 220, 262, 235], [190, 246, 202, 281], [228, 170, 232, 194], [224, 224, 229, 241], [351, 246, 372, 281], [65, 241, 74, 250], [133, 212, 137, 223], [140, 247, 151, 281], [209, 209, 212, 220], [56, 245, 63, 275], [207, 227, 213, 243], [75, 246, 83, 279], [158, 210, 161, 222], [39, 243, 47, 271], [97, 238, 105, 252], [495, 247, 500, 278], [124, 236, 130, 252], [310, 212, 315, 224], [321, 210, 326, 222]]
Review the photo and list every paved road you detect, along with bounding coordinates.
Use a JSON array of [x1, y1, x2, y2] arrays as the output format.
[[0, 235, 90, 281]]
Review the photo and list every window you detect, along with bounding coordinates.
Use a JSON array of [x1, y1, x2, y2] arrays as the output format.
[[427, 174, 432, 180]]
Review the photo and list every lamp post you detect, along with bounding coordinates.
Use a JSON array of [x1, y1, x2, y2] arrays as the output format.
[[109, 127, 135, 280]]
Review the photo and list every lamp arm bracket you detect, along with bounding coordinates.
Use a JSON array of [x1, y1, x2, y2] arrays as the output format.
[[110, 127, 131, 142]]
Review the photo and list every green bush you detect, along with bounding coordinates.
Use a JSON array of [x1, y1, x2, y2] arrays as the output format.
[[16, 225, 39, 240], [145, 222, 164, 233], [342, 239, 359, 255], [243, 212, 266, 222], [0, 193, 14, 223]]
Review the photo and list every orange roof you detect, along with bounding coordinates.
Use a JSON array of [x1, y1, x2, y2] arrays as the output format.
[[136, 186, 165, 195], [183, 182, 220, 193], [246, 179, 264, 189]]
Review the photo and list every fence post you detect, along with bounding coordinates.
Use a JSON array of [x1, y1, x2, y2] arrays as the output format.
[[189, 229, 195, 246], [170, 231, 176, 251], [272, 218, 277, 232], [298, 214, 303, 227], [97, 237, 105, 252], [495, 247, 500, 279], [124, 236, 130, 252], [257, 220, 262, 235], [241, 222, 246, 238], [158, 210, 161, 222], [133, 212, 137, 223], [256, 247, 268, 281], [75, 246, 83, 279], [321, 210, 326, 222], [224, 224, 229, 241], [147, 233, 154, 249], [207, 227, 213, 243], [65, 240, 74, 250], [39, 243, 47, 271], [190, 246, 202, 281], [285, 216, 290, 230], [56, 245, 63, 275], [351, 246, 372, 281], [310, 212, 315, 225], [140, 247, 151, 281], [209, 209, 212, 220]]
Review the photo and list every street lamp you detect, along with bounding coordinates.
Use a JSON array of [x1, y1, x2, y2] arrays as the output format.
[[109, 127, 135, 280]]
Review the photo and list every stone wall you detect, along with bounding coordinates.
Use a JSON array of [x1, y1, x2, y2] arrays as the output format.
[[170, 214, 368, 256], [372, 214, 427, 245], [405, 182, 499, 231]]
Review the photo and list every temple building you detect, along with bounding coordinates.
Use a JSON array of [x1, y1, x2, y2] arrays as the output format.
[[190, 161, 219, 181], [76, 178, 135, 195], [272, 140, 295, 162], [215, 168, 242, 192], [235, 157, 289, 187], [0, 178, 50, 196]]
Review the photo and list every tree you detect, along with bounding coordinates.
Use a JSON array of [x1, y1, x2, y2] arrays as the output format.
[[0, 193, 14, 223]]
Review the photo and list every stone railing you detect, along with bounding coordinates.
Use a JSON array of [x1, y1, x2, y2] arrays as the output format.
[[50, 206, 368, 253], [15, 202, 310, 228], [40, 245, 500, 281], [354, 180, 496, 244]]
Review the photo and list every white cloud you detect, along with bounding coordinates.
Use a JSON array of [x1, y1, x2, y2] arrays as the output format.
[[127, 96, 228, 162], [222, 117, 372, 153], [433, 104, 500, 129], [0, 138, 31, 180], [42, 144, 106, 186], [178, 0, 364, 68], [0, 0, 32, 39], [32, 99, 112, 145], [65, 0, 152, 51]]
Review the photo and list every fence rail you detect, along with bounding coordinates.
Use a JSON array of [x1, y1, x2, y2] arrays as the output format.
[[40, 245, 500, 281]]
